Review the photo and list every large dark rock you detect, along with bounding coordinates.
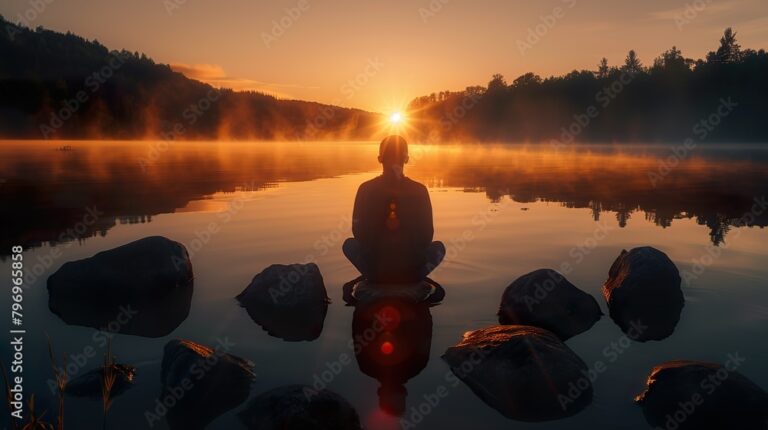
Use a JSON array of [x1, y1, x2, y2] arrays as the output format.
[[635, 360, 768, 430], [238, 385, 362, 430], [160, 339, 255, 430], [236, 263, 329, 341], [442, 325, 592, 421], [65, 364, 136, 400], [497, 269, 602, 340], [47, 236, 193, 337], [602, 247, 684, 341]]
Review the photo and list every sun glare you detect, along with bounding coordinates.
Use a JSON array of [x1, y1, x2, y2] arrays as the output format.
[[389, 112, 403, 124]]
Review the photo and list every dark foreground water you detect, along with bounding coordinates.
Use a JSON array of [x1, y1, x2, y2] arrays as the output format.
[[1, 140, 767, 429]]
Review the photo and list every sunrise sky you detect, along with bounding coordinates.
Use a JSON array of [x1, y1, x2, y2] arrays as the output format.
[[2, 0, 767, 112]]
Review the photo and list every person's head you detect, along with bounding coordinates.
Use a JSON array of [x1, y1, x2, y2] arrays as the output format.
[[378, 135, 409, 176], [378, 382, 407, 416]]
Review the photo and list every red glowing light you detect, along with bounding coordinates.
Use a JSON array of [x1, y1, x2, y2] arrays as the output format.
[[380, 341, 394, 355]]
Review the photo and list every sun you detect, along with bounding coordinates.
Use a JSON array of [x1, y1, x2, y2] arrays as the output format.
[[389, 112, 404, 124]]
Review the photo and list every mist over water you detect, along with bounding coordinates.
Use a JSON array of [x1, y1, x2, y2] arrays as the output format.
[[1, 140, 767, 429]]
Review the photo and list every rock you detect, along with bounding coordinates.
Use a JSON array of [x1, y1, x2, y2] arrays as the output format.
[[442, 325, 592, 421], [160, 339, 255, 430], [346, 277, 445, 305], [47, 236, 193, 337], [602, 247, 684, 341], [238, 385, 362, 430], [236, 263, 329, 341], [635, 360, 768, 430], [497, 269, 602, 340], [65, 364, 136, 399]]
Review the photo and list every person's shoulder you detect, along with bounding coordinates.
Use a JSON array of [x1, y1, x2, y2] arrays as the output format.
[[360, 175, 383, 188], [403, 177, 429, 193], [357, 175, 383, 193]]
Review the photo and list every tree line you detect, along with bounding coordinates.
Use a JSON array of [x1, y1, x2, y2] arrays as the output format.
[[407, 28, 768, 143], [0, 15, 380, 140]]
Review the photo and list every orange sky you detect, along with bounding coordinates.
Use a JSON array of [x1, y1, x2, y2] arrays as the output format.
[[2, 0, 767, 112]]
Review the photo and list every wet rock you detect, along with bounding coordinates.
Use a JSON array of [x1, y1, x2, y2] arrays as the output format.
[[602, 247, 684, 341], [47, 236, 193, 337], [65, 364, 136, 399], [635, 360, 768, 430], [442, 325, 592, 421], [238, 385, 362, 430], [236, 263, 329, 341], [497, 269, 602, 340], [160, 339, 255, 430]]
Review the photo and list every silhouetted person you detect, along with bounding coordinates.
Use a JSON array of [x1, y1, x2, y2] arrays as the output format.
[[343, 135, 445, 283], [351, 298, 432, 417]]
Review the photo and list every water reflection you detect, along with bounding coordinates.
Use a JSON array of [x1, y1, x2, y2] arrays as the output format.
[[1, 141, 766, 256], [350, 297, 433, 416]]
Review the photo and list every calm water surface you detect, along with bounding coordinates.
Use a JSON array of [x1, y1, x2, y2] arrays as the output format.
[[1, 140, 767, 430]]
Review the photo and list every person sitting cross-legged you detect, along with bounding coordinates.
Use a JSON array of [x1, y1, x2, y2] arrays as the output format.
[[343, 135, 445, 284]]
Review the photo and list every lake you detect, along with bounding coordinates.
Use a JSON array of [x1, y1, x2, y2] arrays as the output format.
[[1, 140, 767, 430]]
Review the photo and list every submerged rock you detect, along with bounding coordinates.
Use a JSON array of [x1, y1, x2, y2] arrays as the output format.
[[47, 236, 193, 337], [238, 385, 362, 430], [497, 269, 602, 340], [160, 339, 255, 430], [236, 263, 329, 341], [442, 325, 592, 421], [65, 364, 136, 399], [635, 360, 768, 430], [602, 247, 684, 341]]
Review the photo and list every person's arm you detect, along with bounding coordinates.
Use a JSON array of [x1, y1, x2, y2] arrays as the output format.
[[352, 184, 365, 240], [418, 184, 434, 245]]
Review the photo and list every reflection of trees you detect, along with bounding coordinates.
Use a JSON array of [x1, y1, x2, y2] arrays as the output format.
[[1, 143, 765, 256], [0, 143, 379, 256], [410, 146, 768, 245]]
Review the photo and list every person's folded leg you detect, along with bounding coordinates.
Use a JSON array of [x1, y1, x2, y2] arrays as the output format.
[[419, 241, 445, 279], [343, 237, 370, 278]]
